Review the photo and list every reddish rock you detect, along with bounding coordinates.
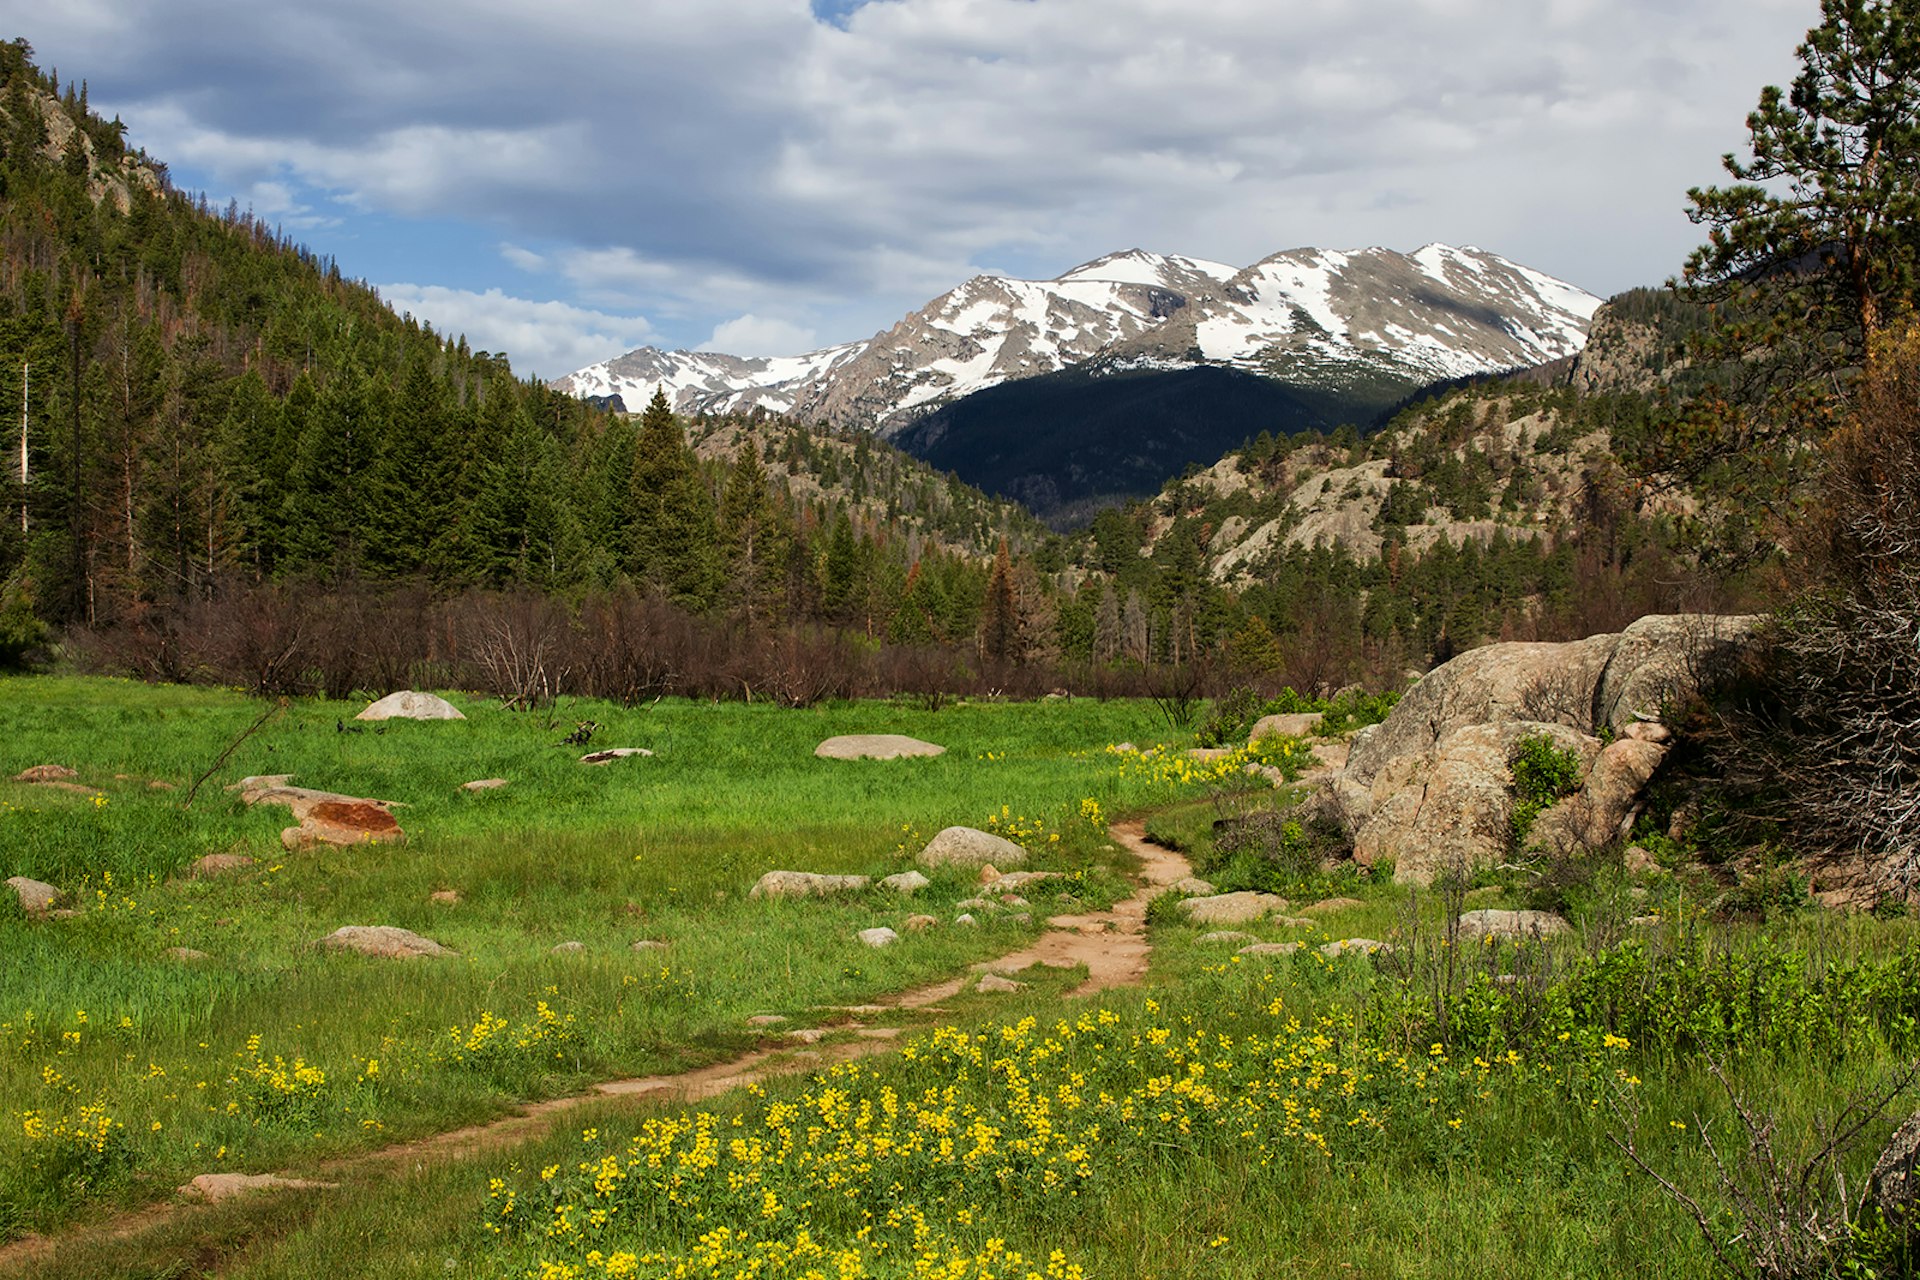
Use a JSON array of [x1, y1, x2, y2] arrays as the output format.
[[282, 801, 404, 851], [13, 764, 78, 783]]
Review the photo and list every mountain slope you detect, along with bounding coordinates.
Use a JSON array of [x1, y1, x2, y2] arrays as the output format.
[[556, 243, 1600, 429]]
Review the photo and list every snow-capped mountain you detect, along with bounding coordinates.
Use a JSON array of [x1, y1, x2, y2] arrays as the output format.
[[553, 243, 1601, 434]]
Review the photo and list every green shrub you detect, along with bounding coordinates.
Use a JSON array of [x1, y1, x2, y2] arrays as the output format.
[[1508, 733, 1583, 847]]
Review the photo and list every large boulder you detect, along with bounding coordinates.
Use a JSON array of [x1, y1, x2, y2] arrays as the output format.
[[1322, 614, 1760, 884], [815, 735, 945, 760], [356, 691, 466, 722], [916, 827, 1027, 870]]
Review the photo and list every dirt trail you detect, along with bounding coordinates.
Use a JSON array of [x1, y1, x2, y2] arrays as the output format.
[[0, 823, 1190, 1271]]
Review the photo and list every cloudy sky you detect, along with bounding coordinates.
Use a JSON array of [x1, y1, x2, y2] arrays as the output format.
[[14, 0, 1814, 378]]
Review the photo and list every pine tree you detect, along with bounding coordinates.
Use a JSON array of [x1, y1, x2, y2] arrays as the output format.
[[980, 538, 1017, 663], [718, 438, 789, 626]]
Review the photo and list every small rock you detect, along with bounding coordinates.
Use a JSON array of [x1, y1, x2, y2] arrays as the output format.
[[1178, 891, 1290, 926], [814, 734, 945, 760], [750, 870, 872, 899], [148, 780, 175, 791], [954, 913, 978, 926], [462, 778, 508, 792], [580, 747, 654, 764], [904, 914, 937, 932], [631, 939, 669, 951], [163, 946, 210, 962], [976, 973, 1026, 993], [858, 927, 899, 948], [1456, 908, 1572, 941], [917, 827, 1027, 871], [5, 876, 61, 915], [1170, 877, 1217, 896], [1000, 895, 1029, 908], [955, 898, 991, 912], [1623, 721, 1672, 744], [1271, 916, 1319, 929], [317, 925, 455, 958], [13, 764, 78, 783], [1623, 845, 1658, 874], [788, 1027, 827, 1044], [189, 854, 255, 879], [978, 864, 1000, 884], [1005, 912, 1032, 924], [1321, 938, 1387, 957], [746, 1014, 788, 1027], [1630, 914, 1664, 927], [430, 890, 461, 905], [1301, 897, 1364, 915], [1238, 942, 1305, 957], [988, 871, 1063, 892], [355, 691, 466, 721], [1198, 930, 1257, 945], [551, 941, 586, 954], [879, 870, 930, 895]]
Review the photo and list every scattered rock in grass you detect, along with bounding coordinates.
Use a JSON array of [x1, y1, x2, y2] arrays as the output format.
[[148, 780, 175, 791], [977, 864, 1000, 884], [317, 925, 455, 958], [955, 898, 990, 912], [1457, 908, 1572, 940], [858, 927, 899, 948], [1300, 897, 1364, 915], [189, 854, 254, 879], [1006, 912, 1032, 924], [788, 1027, 827, 1044], [954, 913, 977, 926], [1198, 931, 1257, 945], [1321, 938, 1387, 957], [1170, 877, 1217, 896], [6, 876, 60, 916], [164, 947, 210, 962], [1630, 914, 1664, 927], [814, 735, 945, 761], [917, 826, 1027, 871], [879, 870, 930, 895], [746, 1014, 788, 1027], [1244, 764, 1288, 787], [1271, 916, 1319, 929], [988, 871, 1063, 893], [430, 890, 460, 905], [355, 691, 466, 721], [904, 914, 937, 932], [1187, 747, 1232, 762], [1239, 942, 1305, 957], [281, 801, 405, 851], [13, 764, 78, 783], [551, 941, 586, 954], [976, 973, 1025, 993], [1250, 712, 1323, 742], [581, 748, 653, 764], [462, 778, 508, 792], [749, 870, 872, 899], [1624, 845, 1658, 874], [1000, 895, 1029, 908], [1178, 891, 1289, 925], [180, 1172, 337, 1202], [631, 939, 668, 951]]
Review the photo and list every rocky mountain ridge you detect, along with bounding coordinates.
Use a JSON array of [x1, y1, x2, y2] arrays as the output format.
[[556, 244, 1603, 436]]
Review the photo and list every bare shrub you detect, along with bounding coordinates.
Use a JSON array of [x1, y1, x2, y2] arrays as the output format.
[[455, 591, 572, 711]]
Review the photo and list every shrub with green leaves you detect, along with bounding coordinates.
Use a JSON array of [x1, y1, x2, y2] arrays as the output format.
[[1508, 733, 1583, 847]]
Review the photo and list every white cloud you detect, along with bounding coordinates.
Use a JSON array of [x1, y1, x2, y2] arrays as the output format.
[[699, 314, 821, 357], [374, 283, 654, 380], [30, 0, 1821, 353]]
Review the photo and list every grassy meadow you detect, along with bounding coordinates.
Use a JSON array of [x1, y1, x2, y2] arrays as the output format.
[[6, 676, 1920, 1278]]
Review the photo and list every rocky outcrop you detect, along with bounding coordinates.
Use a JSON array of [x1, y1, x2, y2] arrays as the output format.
[[1320, 614, 1761, 884]]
